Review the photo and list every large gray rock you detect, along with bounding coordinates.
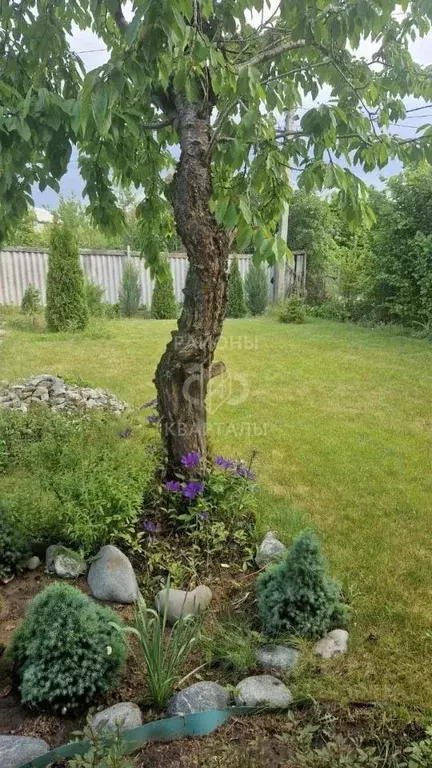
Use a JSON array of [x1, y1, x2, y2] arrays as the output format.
[[0, 736, 49, 768], [234, 675, 292, 708], [255, 532, 287, 568], [46, 545, 86, 579], [313, 629, 349, 659], [88, 545, 138, 603], [256, 645, 299, 672], [155, 585, 212, 625], [167, 682, 231, 717], [92, 702, 142, 733]]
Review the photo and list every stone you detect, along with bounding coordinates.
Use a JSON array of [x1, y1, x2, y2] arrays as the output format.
[[234, 675, 292, 709], [255, 531, 287, 568], [313, 629, 349, 659], [92, 702, 142, 733], [27, 555, 41, 570], [155, 585, 212, 624], [0, 375, 129, 417], [256, 645, 299, 672], [46, 545, 87, 579], [167, 682, 231, 717], [0, 736, 49, 768], [29, 374, 54, 386], [88, 545, 138, 603]]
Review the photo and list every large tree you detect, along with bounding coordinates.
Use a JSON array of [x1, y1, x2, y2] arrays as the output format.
[[1, 0, 432, 471]]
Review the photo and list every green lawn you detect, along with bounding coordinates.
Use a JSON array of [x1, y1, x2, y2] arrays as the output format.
[[1, 315, 432, 708]]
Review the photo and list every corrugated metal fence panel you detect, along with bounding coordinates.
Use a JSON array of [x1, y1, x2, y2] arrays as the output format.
[[0, 248, 274, 306], [0, 249, 48, 305]]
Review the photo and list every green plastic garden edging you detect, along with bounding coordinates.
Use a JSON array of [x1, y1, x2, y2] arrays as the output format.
[[19, 706, 258, 767]]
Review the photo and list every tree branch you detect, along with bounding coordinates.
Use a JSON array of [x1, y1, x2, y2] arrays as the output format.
[[112, 0, 128, 33], [142, 119, 174, 130], [238, 39, 306, 72]]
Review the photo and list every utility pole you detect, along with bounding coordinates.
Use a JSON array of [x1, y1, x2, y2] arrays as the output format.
[[274, 109, 296, 301]]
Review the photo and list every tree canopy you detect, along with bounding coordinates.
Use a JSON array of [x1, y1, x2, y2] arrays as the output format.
[[1, 0, 432, 267]]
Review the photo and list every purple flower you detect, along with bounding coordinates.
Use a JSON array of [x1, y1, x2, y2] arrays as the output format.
[[165, 480, 182, 493], [147, 414, 160, 425], [199, 512, 209, 521], [233, 465, 256, 481], [215, 455, 235, 470], [181, 452, 200, 469], [183, 481, 205, 500], [142, 520, 157, 534]]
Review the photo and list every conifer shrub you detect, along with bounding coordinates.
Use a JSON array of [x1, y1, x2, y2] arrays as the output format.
[[0, 503, 30, 581], [245, 263, 268, 316], [45, 220, 89, 332], [118, 260, 141, 317], [151, 262, 177, 319], [20, 284, 41, 316], [84, 280, 105, 316], [257, 531, 348, 639], [8, 583, 126, 711], [277, 295, 306, 324], [227, 256, 247, 318]]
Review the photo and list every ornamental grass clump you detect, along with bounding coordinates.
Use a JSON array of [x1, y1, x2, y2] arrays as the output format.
[[257, 530, 348, 639], [8, 583, 126, 711], [114, 584, 202, 709]]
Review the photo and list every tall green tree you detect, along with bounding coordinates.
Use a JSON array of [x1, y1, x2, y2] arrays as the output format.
[[1, 1, 432, 470], [46, 220, 89, 332]]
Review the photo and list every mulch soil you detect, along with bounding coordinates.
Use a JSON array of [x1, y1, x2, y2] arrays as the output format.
[[0, 571, 424, 767]]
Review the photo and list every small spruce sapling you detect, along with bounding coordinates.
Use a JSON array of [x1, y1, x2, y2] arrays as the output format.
[[8, 582, 126, 710], [257, 530, 348, 639]]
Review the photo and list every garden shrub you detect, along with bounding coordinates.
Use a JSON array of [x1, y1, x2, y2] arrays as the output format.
[[84, 280, 105, 316], [8, 583, 126, 711], [257, 530, 348, 639], [244, 263, 268, 316], [0, 502, 30, 581], [151, 263, 177, 319], [277, 295, 306, 324], [20, 284, 40, 316], [227, 256, 247, 318], [118, 260, 141, 317], [0, 408, 159, 554], [45, 219, 89, 332]]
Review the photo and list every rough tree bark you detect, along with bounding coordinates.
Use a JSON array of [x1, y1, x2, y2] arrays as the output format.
[[154, 95, 229, 472]]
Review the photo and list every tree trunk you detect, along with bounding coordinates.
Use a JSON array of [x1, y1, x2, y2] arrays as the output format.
[[154, 96, 229, 473]]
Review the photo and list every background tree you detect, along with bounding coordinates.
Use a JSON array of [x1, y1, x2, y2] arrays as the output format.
[[45, 220, 89, 332], [118, 260, 141, 317], [288, 190, 338, 303], [245, 262, 269, 316], [151, 262, 177, 319], [227, 256, 247, 318], [1, 0, 432, 470]]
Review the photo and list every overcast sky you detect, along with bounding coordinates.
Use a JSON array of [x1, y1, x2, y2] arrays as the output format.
[[33, 12, 432, 208]]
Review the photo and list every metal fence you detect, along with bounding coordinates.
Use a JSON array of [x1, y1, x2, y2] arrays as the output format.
[[0, 247, 276, 306]]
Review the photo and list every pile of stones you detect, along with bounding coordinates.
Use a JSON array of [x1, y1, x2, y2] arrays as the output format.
[[0, 374, 128, 416]]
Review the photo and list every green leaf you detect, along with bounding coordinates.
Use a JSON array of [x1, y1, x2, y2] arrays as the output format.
[[91, 84, 111, 136]]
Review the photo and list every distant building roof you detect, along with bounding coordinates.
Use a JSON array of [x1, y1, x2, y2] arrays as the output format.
[[34, 207, 53, 225]]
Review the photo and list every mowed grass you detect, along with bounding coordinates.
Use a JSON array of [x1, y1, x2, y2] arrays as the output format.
[[1, 315, 432, 708]]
